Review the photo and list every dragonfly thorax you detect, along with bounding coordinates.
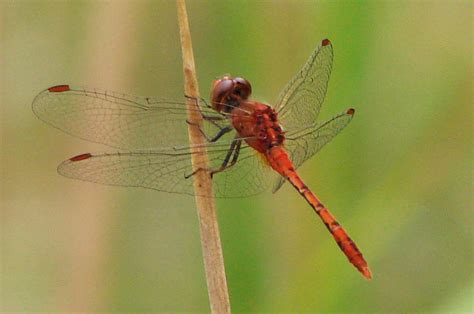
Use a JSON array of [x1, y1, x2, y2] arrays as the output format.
[[232, 102, 285, 154]]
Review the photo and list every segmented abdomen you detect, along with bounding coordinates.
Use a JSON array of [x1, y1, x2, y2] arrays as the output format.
[[265, 146, 372, 279]]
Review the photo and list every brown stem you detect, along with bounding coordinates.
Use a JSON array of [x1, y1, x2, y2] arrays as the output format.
[[176, 0, 231, 313]]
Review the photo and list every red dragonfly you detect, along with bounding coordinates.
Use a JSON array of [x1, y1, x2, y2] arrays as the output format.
[[33, 39, 371, 279]]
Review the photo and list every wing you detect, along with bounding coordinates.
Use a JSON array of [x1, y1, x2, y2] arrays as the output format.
[[32, 85, 225, 150], [34, 85, 276, 197], [272, 108, 355, 193], [58, 138, 277, 198], [274, 39, 333, 132]]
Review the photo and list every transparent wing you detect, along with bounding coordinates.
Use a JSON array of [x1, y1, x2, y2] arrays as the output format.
[[34, 85, 275, 197], [272, 109, 355, 193], [32, 85, 226, 150], [274, 39, 333, 131], [58, 138, 277, 198]]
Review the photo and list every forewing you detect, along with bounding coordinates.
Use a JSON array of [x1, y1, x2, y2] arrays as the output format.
[[58, 139, 276, 198], [275, 39, 333, 131], [32, 85, 223, 150], [272, 109, 355, 193]]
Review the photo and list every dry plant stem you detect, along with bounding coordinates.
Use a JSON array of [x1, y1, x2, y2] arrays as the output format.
[[176, 0, 231, 313]]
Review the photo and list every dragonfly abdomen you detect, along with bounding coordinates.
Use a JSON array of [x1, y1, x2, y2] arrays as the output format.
[[266, 146, 372, 279]]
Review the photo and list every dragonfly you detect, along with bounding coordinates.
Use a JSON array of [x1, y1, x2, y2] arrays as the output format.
[[32, 38, 371, 279]]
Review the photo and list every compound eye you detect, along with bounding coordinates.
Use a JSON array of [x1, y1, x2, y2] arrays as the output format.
[[233, 77, 252, 99], [213, 78, 233, 96], [211, 78, 234, 112]]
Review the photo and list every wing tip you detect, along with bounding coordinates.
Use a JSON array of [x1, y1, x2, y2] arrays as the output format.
[[47, 85, 71, 93], [57, 153, 93, 177], [69, 153, 92, 162]]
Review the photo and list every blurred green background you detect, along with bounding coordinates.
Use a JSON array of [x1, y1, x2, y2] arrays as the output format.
[[2, 0, 472, 312]]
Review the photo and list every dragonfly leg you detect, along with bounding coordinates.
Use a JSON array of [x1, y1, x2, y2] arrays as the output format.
[[184, 94, 211, 108], [184, 94, 227, 131], [184, 139, 242, 179], [210, 139, 242, 178], [186, 120, 233, 142]]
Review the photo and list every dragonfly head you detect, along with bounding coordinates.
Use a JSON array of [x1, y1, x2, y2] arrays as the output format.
[[211, 76, 252, 113]]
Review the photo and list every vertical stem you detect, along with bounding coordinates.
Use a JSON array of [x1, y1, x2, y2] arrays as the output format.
[[176, 0, 231, 313]]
